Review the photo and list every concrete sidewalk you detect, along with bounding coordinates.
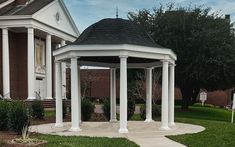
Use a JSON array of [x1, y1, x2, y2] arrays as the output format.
[[31, 121, 205, 147]]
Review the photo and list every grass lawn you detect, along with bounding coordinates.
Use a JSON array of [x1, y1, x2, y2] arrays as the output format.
[[168, 106, 235, 147], [35, 135, 139, 147], [41, 105, 235, 147]]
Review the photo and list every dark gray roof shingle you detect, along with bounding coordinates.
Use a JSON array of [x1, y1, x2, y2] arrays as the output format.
[[73, 18, 162, 48], [0, 0, 54, 16]]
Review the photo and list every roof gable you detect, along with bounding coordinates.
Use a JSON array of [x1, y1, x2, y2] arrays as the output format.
[[33, 0, 79, 37]]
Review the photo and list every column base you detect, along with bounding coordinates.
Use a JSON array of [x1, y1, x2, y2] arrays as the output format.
[[110, 119, 118, 123], [118, 128, 129, 133], [27, 97, 36, 100], [45, 97, 53, 100], [160, 126, 171, 131], [144, 119, 154, 123], [169, 122, 175, 126], [55, 123, 64, 128], [69, 127, 82, 132]]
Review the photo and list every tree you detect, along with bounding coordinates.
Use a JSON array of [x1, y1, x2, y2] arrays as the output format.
[[128, 4, 235, 109]]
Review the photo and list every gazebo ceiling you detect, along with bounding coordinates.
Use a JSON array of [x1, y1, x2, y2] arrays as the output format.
[[73, 18, 161, 48], [79, 57, 158, 64]]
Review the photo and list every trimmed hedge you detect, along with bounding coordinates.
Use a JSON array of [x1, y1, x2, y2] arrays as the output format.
[[127, 98, 136, 120], [0, 100, 9, 130], [81, 98, 95, 121], [8, 101, 29, 134], [102, 97, 136, 120], [102, 98, 110, 120], [31, 100, 44, 119], [140, 104, 161, 120]]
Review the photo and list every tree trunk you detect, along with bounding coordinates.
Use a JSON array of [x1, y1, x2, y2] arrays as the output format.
[[192, 87, 200, 104], [180, 86, 193, 110]]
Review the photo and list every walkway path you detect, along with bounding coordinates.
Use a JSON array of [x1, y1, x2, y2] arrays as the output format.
[[31, 121, 205, 147]]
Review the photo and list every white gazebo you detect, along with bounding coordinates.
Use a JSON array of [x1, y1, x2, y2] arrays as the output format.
[[53, 18, 177, 133]]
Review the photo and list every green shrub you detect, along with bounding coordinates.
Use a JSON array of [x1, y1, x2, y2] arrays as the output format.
[[8, 101, 29, 134], [102, 98, 110, 120], [63, 101, 67, 118], [102, 97, 135, 120], [31, 100, 44, 119], [0, 101, 9, 130], [193, 103, 215, 108], [81, 98, 95, 121], [140, 104, 161, 120], [128, 98, 136, 120]]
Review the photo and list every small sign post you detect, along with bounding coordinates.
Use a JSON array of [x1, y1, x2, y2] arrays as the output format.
[[231, 93, 235, 123], [200, 91, 207, 106]]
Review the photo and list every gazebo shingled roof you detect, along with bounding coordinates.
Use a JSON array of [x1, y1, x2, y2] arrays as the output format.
[[73, 18, 162, 48]]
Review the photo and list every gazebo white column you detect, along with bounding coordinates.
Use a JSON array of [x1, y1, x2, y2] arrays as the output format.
[[27, 27, 36, 100], [46, 34, 52, 99], [61, 40, 67, 99], [119, 56, 128, 133], [69, 57, 81, 132], [145, 67, 154, 122], [110, 68, 117, 122], [160, 60, 170, 130], [2, 28, 10, 98], [168, 64, 175, 126], [55, 61, 63, 127]]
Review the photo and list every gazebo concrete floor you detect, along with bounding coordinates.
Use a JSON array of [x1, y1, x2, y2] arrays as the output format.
[[31, 121, 205, 147]]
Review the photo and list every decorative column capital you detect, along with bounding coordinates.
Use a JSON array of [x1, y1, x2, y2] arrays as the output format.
[[146, 67, 154, 70], [119, 55, 128, 59], [70, 56, 80, 60]]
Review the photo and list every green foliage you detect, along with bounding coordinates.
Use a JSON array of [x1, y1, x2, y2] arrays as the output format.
[[8, 101, 29, 134], [0, 101, 9, 130], [140, 104, 161, 120], [63, 101, 67, 118], [128, 4, 235, 108], [81, 98, 95, 121], [127, 98, 136, 120], [31, 100, 44, 119], [102, 98, 110, 120]]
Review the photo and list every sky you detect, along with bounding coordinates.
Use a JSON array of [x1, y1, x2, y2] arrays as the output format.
[[64, 0, 235, 33]]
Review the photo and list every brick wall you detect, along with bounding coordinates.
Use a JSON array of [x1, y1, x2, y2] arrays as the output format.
[[66, 69, 231, 106]]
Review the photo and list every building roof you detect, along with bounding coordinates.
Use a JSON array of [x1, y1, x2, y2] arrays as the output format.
[[73, 18, 162, 48], [0, 0, 54, 16]]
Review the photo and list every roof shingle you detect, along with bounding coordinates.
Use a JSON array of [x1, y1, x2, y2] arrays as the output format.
[[73, 18, 162, 48], [0, 0, 54, 16]]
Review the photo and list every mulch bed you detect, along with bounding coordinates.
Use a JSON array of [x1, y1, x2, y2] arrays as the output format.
[[0, 113, 108, 146]]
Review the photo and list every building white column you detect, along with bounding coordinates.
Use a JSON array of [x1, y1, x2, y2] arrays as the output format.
[[145, 68, 154, 122], [169, 64, 175, 126], [2, 28, 10, 99], [110, 68, 117, 122], [55, 61, 63, 127], [27, 27, 36, 100], [78, 65, 82, 124], [119, 56, 128, 133], [46, 34, 52, 99], [61, 40, 67, 99], [160, 60, 170, 130], [69, 57, 81, 132]]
